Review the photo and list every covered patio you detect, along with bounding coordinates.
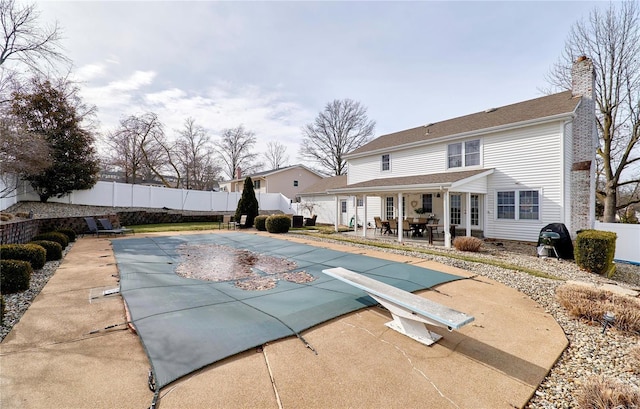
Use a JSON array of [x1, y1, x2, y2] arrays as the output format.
[[327, 169, 494, 248]]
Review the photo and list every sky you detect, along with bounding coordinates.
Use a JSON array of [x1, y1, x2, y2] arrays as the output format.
[[35, 0, 604, 168]]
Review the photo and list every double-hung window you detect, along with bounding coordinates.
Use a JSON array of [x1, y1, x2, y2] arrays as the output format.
[[448, 139, 480, 168], [497, 190, 539, 220], [421, 194, 433, 213], [254, 180, 261, 189], [381, 154, 390, 171]]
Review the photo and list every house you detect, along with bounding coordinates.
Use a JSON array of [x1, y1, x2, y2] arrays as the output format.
[[220, 164, 324, 201], [299, 57, 596, 247]]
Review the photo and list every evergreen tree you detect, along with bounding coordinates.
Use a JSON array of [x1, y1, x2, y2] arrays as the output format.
[[235, 177, 259, 228], [10, 77, 99, 202]]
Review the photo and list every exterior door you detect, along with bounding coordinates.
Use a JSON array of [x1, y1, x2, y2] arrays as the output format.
[[340, 199, 348, 225]]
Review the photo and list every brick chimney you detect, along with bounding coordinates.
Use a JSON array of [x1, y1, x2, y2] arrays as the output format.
[[569, 56, 596, 235], [235, 166, 242, 179]]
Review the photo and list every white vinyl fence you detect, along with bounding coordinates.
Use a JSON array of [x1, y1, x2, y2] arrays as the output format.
[[7, 180, 295, 214], [594, 221, 640, 265]]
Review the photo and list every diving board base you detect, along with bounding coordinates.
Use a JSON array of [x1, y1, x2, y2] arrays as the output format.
[[385, 316, 442, 346]]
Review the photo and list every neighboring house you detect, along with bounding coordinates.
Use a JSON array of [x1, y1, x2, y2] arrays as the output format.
[[220, 164, 324, 201], [300, 57, 597, 247]]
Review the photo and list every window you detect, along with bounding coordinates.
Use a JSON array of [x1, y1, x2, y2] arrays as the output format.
[[402, 196, 406, 217], [357, 198, 364, 207], [448, 139, 480, 168], [341, 200, 347, 213], [450, 194, 461, 225], [254, 180, 261, 189], [497, 191, 515, 219], [385, 197, 394, 220], [381, 154, 390, 171], [519, 191, 539, 220], [497, 190, 539, 220], [421, 194, 433, 213], [293, 180, 298, 187], [471, 194, 479, 226]]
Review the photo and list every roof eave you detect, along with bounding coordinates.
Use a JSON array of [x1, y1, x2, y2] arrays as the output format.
[[328, 182, 454, 195], [346, 111, 577, 160]]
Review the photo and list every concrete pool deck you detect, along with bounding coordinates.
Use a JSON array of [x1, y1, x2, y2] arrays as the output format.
[[0, 231, 568, 409]]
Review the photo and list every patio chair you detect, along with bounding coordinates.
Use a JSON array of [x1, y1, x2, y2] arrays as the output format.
[[402, 219, 411, 237], [230, 215, 247, 229], [388, 218, 398, 235], [304, 215, 317, 227], [84, 217, 123, 237], [373, 217, 384, 235], [431, 218, 443, 240], [97, 218, 134, 235]]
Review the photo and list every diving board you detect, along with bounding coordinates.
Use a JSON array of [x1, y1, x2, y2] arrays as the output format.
[[322, 267, 474, 346]]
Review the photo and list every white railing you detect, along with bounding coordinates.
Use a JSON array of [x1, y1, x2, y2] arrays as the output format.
[[6, 180, 295, 214], [594, 221, 640, 265]]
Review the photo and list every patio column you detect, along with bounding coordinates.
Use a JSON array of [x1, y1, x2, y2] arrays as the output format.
[[465, 193, 472, 237], [397, 192, 404, 242], [444, 191, 452, 248], [334, 196, 339, 232], [362, 194, 368, 238], [353, 196, 358, 234]]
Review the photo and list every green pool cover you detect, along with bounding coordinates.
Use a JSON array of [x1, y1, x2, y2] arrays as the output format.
[[112, 233, 464, 392]]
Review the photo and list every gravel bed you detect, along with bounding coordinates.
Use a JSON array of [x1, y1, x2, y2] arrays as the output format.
[[2, 203, 639, 407]]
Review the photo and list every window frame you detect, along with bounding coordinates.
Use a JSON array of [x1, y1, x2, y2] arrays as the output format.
[[496, 189, 540, 221], [447, 138, 481, 169], [381, 154, 391, 172], [254, 180, 261, 189]]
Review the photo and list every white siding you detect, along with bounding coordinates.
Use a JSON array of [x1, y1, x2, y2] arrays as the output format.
[[484, 122, 565, 241]]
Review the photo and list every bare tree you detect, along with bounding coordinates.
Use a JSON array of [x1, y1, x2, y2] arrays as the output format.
[[0, 0, 70, 96], [545, 1, 640, 222], [264, 141, 289, 170], [175, 117, 220, 190], [0, 105, 50, 196], [300, 99, 375, 176], [106, 112, 178, 187], [215, 125, 263, 180]]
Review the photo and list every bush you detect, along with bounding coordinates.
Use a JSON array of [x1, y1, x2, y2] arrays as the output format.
[[266, 215, 291, 234], [0, 212, 13, 221], [575, 230, 617, 277], [577, 375, 640, 409], [452, 236, 483, 252], [32, 231, 69, 249], [56, 228, 77, 242], [29, 240, 63, 261], [556, 284, 640, 333], [254, 215, 268, 231], [0, 243, 47, 270], [0, 259, 32, 294]]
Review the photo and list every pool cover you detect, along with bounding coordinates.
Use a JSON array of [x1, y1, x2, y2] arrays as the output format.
[[112, 233, 464, 392]]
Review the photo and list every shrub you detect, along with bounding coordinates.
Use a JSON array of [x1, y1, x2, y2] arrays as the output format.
[[452, 236, 483, 252], [576, 375, 640, 409], [0, 213, 13, 221], [56, 228, 77, 242], [266, 215, 291, 234], [32, 231, 69, 249], [0, 259, 32, 294], [0, 243, 47, 270], [29, 240, 63, 261], [254, 215, 268, 231], [575, 230, 617, 277], [556, 284, 640, 333]]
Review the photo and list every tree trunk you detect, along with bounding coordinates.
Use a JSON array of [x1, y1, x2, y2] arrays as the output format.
[[602, 183, 617, 223]]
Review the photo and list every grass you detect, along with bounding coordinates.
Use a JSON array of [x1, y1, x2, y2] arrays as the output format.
[[577, 376, 640, 408]]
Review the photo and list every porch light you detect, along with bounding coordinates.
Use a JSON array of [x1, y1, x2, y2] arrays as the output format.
[[601, 311, 615, 334], [436, 192, 441, 198]]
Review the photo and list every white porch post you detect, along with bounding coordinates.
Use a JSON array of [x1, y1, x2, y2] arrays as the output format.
[[466, 193, 471, 237], [334, 196, 339, 232], [444, 191, 452, 248], [353, 196, 358, 234], [397, 192, 404, 242], [362, 194, 368, 238]]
